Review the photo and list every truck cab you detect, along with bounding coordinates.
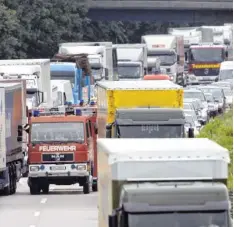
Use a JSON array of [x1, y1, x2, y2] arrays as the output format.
[[106, 108, 187, 138], [27, 105, 98, 195], [186, 43, 228, 84], [141, 35, 185, 86]]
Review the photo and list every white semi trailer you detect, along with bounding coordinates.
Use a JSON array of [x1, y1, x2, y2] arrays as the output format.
[[98, 138, 231, 227], [114, 44, 147, 80], [59, 42, 118, 81], [0, 59, 51, 109], [141, 35, 185, 85]]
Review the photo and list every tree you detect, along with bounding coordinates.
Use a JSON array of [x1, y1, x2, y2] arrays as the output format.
[[0, 1, 21, 59], [5, 0, 89, 58]]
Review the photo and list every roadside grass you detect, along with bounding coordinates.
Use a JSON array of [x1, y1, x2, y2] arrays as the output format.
[[197, 109, 233, 189]]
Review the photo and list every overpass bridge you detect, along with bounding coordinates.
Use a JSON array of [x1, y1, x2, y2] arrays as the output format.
[[87, 0, 233, 24]]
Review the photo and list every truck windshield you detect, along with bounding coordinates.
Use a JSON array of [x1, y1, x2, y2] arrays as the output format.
[[189, 48, 224, 63], [147, 53, 176, 66], [31, 122, 84, 143], [26, 92, 39, 108], [118, 125, 183, 138], [219, 69, 233, 80], [184, 92, 205, 101], [51, 75, 75, 86], [118, 66, 141, 79], [128, 211, 228, 227], [91, 68, 103, 81]]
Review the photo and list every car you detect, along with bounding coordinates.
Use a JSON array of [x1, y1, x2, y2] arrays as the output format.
[[184, 113, 201, 137], [221, 87, 233, 107], [197, 86, 226, 113], [212, 81, 232, 90], [184, 98, 200, 117], [184, 89, 209, 124], [204, 92, 219, 117], [218, 61, 233, 81]]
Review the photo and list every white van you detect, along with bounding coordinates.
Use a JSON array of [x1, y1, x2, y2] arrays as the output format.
[[219, 61, 233, 81], [50, 80, 73, 106]]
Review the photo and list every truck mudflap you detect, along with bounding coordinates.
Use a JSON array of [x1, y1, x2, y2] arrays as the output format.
[[28, 163, 90, 178]]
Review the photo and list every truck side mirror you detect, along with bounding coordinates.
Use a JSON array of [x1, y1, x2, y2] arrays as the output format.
[[105, 68, 109, 80], [188, 128, 194, 138], [106, 124, 112, 138], [225, 51, 228, 58], [177, 55, 180, 62], [17, 125, 23, 142], [108, 214, 117, 227], [185, 52, 188, 61], [94, 125, 98, 135]]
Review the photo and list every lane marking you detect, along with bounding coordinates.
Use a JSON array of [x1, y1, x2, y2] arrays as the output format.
[[29, 225, 36, 227], [40, 198, 47, 204], [34, 211, 40, 217]]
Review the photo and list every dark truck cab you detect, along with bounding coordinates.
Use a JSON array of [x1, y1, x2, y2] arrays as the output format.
[[109, 182, 232, 227], [106, 108, 194, 138]]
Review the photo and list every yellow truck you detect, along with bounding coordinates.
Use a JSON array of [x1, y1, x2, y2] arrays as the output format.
[[96, 80, 194, 138]]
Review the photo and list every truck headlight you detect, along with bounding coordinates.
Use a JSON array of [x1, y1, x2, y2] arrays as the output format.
[[30, 166, 39, 172], [76, 165, 87, 171]]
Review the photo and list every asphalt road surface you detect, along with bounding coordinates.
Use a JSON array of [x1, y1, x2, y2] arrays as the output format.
[[0, 178, 98, 227]]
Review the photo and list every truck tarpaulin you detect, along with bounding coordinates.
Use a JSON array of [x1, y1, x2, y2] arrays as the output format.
[[5, 84, 23, 156]]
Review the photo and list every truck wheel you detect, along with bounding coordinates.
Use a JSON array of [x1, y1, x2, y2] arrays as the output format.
[[83, 177, 90, 194], [41, 184, 49, 194], [22, 171, 28, 178], [92, 184, 98, 192], [30, 180, 40, 195], [11, 163, 17, 195]]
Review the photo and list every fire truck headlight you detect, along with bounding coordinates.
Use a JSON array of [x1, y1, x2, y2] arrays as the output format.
[[30, 166, 39, 172], [76, 165, 86, 171]]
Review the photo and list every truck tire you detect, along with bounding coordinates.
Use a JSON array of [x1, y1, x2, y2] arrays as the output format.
[[41, 184, 49, 194], [83, 177, 90, 194], [3, 168, 11, 196], [92, 184, 98, 192], [11, 163, 17, 194], [30, 180, 40, 195], [22, 171, 28, 178]]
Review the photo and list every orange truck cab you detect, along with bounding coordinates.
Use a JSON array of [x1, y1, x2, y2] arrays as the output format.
[[27, 104, 98, 195]]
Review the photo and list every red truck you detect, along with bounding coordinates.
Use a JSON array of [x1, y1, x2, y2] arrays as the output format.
[[27, 104, 98, 195]]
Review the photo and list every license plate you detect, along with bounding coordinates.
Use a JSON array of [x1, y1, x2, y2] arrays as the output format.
[[50, 166, 66, 171]]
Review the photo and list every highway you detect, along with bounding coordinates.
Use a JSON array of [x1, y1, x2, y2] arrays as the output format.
[[0, 178, 98, 227]]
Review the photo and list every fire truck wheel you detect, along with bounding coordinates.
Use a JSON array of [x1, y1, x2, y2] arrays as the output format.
[[41, 184, 49, 194], [30, 180, 40, 195], [92, 184, 98, 192], [83, 177, 90, 194]]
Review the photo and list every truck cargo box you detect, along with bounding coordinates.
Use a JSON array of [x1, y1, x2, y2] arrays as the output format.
[[0, 83, 25, 164], [97, 138, 230, 227], [96, 80, 183, 128]]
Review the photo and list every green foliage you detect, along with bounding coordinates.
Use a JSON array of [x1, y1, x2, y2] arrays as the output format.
[[0, 1, 21, 58], [197, 110, 233, 189]]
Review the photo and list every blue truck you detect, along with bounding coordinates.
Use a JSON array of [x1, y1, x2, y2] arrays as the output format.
[[0, 82, 26, 195], [51, 55, 93, 104]]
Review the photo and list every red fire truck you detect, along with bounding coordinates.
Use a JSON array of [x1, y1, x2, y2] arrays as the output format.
[[27, 104, 98, 195]]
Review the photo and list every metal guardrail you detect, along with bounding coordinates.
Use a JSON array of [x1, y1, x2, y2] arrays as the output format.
[[89, 0, 233, 10]]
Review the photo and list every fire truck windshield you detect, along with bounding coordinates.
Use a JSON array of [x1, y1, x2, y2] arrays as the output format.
[[189, 48, 224, 63], [31, 122, 85, 143]]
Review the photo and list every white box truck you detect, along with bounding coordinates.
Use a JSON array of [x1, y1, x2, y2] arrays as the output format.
[[0, 59, 51, 108], [97, 138, 231, 227], [59, 42, 118, 81], [114, 44, 147, 80], [0, 82, 27, 195], [141, 35, 185, 86]]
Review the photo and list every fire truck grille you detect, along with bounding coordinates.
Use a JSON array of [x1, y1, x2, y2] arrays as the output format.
[[42, 153, 74, 162]]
